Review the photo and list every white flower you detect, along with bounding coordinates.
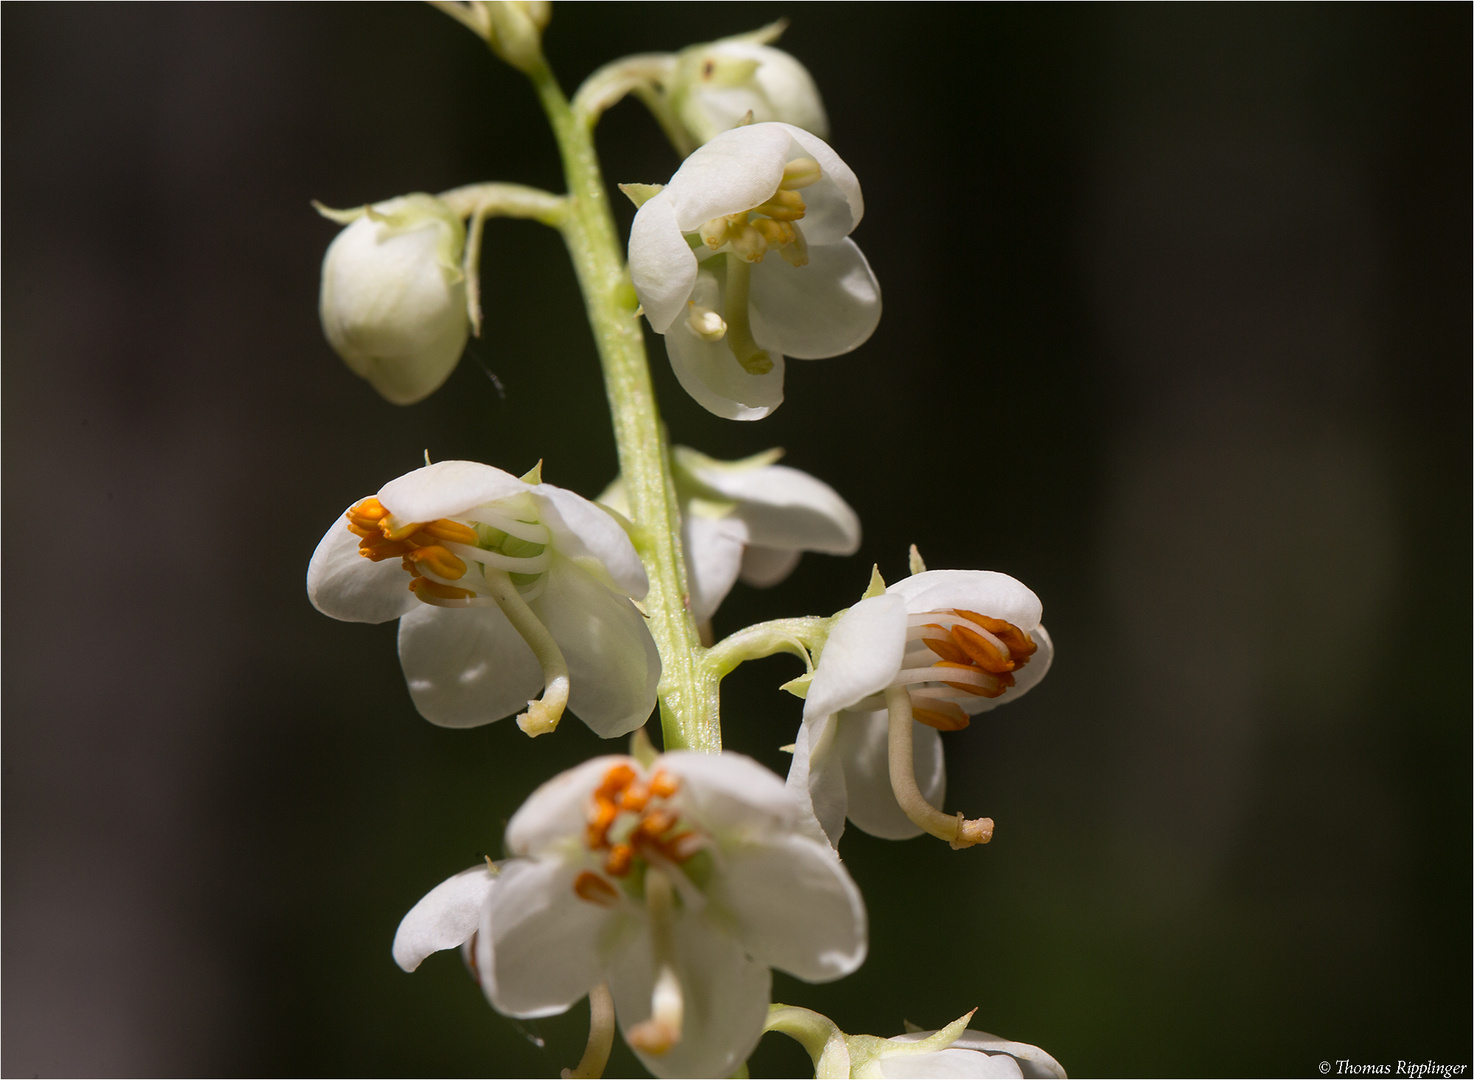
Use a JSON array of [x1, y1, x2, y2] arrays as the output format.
[[668, 25, 829, 147], [601, 446, 860, 623], [628, 122, 880, 420], [393, 752, 868, 1080], [317, 193, 470, 405], [307, 460, 659, 737], [789, 570, 1053, 846]]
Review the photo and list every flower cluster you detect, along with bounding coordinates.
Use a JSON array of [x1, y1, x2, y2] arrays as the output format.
[[306, 8, 1065, 1079]]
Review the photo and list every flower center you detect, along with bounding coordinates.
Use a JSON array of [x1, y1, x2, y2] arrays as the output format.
[[345, 496, 552, 606], [572, 763, 704, 908], [682, 157, 822, 376], [894, 609, 1039, 730]]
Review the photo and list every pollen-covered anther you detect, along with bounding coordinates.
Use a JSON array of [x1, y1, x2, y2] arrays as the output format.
[[406, 544, 467, 580], [685, 302, 727, 341], [573, 870, 620, 908], [918, 609, 1037, 700], [407, 576, 476, 602]]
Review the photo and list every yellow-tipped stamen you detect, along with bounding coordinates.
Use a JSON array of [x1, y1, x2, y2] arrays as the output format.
[[722, 255, 773, 374], [752, 187, 807, 221], [626, 870, 684, 1055], [483, 568, 570, 736], [698, 216, 731, 250], [779, 156, 822, 190], [885, 686, 993, 849], [727, 221, 768, 262], [778, 221, 809, 268], [561, 983, 616, 1080], [752, 217, 795, 247]]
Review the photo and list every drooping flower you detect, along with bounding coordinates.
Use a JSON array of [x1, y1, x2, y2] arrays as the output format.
[[788, 568, 1053, 847], [667, 23, 829, 148], [392, 752, 868, 1080], [317, 193, 471, 405], [628, 122, 880, 420], [307, 459, 659, 737], [600, 445, 860, 623], [765, 1004, 1067, 1079]]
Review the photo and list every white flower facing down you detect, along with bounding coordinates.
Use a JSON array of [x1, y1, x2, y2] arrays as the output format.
[[788, 570, 1053, 847], [393, 752, 868, 1080], [667, 25, 829, 147], [601, 446, 860, 623], [307, 460, 659, 737], [318, 193, 470, 405], [629, 122, 880, 420]]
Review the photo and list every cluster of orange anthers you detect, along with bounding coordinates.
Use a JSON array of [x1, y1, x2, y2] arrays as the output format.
[[572, 764, 701, 908], [345, 497, 480, 601], [910, 609, 1038, 732]]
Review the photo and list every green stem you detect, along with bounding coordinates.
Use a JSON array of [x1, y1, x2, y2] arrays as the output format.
[[522, 54, 715, 751]]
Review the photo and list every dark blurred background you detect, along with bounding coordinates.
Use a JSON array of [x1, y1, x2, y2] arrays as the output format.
[[4, 4, 1469, 1077]]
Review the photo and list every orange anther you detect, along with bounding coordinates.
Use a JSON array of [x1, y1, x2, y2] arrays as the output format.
[[911, 700, 972, 731], [620, 782, 649, 813], [585, 797, 619, 849], [649, 770, 679, 799], [635, 810, 677, 842], [573, 871, 619, 907], [949, 623, 1015, 675], [419, 518, 480, 546], [407, 577, 475, 601], [357, 536, 416, 561], [604, 843, 634, 877], [380, 517, 427, 543], [596, 764, 637, 802], [407, 544, 467, 580], [657, 830, 702, 863], [933, 661, 1013, 697], [921, 627, 971, 665], [954, 610, 1037, 663], [346, 498, 390, 530]]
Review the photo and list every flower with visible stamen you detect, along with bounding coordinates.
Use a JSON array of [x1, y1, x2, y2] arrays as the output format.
[[600, 445, 860, 624], [787, 569, 1053, 847], [392, 752, 867, 1080], [307, 459, 659, 737], [628, 122, 880, 420]]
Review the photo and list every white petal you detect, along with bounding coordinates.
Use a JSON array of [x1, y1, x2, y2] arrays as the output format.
[[392, 864, 496, 972], [951, 1032, 1068, 1080], [784, 713, 847, 847], [836, 711, 945, 841], [750, 239, 882, 359], [774, 123, 863, 244], [965, 624, 1054, 715], [534, 558, 660, 738], [691, 458, 860, 554], [306, 506, 417, 624], [880, 1047, 1024, 1079], [629, 192, 699, 334], [505, 756, 632, 857], [396, 603, 544, 728], [662, 751, 805, 839], [889, 570, 1043, 632], [532, 484, 649, 598], [663, 122, 793, 230], [685, 515, 747, 623], [803, 595, 909, 722], [483, 857, 623, 1019], [610, 907, 772, 1080], [663, 319, 786, 421], [712, 832, 867, 981], [738, 544, 802, 588], [377, 460, 527, 523]]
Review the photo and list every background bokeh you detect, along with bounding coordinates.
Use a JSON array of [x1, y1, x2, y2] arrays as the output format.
[[4, 4, 1469, 1076]]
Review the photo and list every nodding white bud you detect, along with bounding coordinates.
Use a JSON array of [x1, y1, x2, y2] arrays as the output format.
[[668, 32, 829, 147], [317, 193, 469, 406]]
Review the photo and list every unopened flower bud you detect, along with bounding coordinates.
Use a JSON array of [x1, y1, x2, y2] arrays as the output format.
[[317, 193, 469, 406], [668, 24, 829, 147]]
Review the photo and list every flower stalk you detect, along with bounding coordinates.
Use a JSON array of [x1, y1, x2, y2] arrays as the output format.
[[517, 48, 715, 750]]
